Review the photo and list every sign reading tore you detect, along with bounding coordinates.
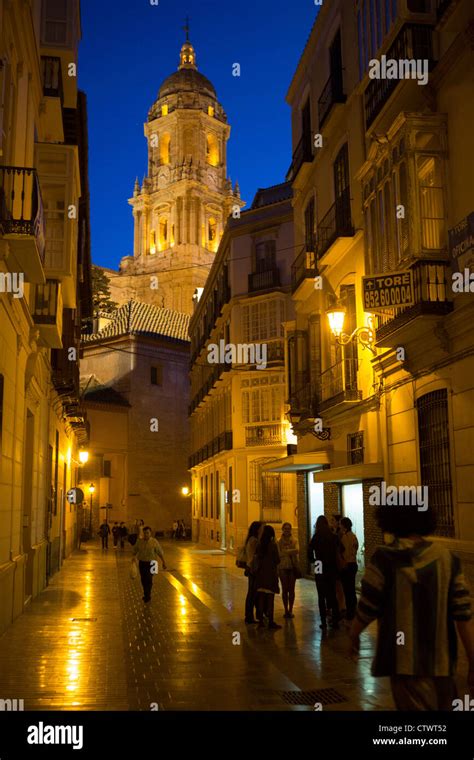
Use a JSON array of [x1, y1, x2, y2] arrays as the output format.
[[362, 270, 414, 311]]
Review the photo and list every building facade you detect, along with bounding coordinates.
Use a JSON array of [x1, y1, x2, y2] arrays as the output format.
[[81, 301, 191, 533], [189, 183, 297, 550], [284, 0, 474, 578], [0, 0, 92, 633], [106, 34, 244, 316]]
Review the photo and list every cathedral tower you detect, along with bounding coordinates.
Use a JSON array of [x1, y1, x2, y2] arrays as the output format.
[[109, 30, 244, 315]]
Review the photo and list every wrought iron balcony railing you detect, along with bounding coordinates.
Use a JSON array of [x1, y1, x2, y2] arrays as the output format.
[[316, 187, 354, 259], [41, 56, 63, 100], [320, 358, 361, 408], [245, 424, 285, 447], [364, 24, 434, 128], [287, 134, 313, 182], [375, 260, 453, 343], [318, 71, 345, 129], [291, 247, 317, 292], [0, 166, 46, 262], [248, 267, 281, 293]]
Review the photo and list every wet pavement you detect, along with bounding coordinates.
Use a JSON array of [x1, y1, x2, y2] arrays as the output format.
[[0, 540, 468, 711]]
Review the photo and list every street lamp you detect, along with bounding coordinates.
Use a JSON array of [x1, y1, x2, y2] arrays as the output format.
[[326, 304, 376, 355], [88, 483, 95, 534], [181, 486, 190, 496], [79, 450, 89, 465]]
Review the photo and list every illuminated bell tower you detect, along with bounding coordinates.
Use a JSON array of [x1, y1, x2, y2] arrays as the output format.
[[117, 29, 244, 315]]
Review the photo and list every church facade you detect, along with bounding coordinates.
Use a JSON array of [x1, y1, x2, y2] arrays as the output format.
[[106, 34, 244, 316]]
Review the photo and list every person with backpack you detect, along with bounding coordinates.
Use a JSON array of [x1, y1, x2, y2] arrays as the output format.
[[132, 526, 167, 603]]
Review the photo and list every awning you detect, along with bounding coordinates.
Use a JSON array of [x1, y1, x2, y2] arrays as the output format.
[[262, 451, 332, 473], [313, 463, 384, 483]]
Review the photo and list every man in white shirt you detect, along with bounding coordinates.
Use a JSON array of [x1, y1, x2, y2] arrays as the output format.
[[132, 526, 167, 603]]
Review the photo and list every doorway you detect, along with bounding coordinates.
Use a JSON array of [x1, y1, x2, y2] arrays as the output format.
[[307, 473, 324, 538], [342, 482, 365, 570], [219, 481, 226, 549]]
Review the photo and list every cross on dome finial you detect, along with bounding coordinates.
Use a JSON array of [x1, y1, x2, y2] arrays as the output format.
[[183, 16, 190, 42]]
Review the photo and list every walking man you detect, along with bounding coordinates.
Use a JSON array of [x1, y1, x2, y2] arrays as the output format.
[[132, 526, 167, 603], [99, 521, 110, 550], [349, 505, 474, 710]]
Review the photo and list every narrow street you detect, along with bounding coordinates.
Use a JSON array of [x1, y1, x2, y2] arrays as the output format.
[[0, 540, 395, 712]]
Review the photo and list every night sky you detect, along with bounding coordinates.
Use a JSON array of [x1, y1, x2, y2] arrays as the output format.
[[78, 0, 320, 271]]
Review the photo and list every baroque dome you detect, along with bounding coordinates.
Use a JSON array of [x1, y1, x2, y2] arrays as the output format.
[[158, 68, 216, 100]]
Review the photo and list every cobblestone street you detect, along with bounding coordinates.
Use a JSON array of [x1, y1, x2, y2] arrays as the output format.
[[0, 540, 469, 712]]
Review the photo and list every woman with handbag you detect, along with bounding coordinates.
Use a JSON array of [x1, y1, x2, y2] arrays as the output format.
[[242, 521, 262, 624], [277, 522, 300, 618]]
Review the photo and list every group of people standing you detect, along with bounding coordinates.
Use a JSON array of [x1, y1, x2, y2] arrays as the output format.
[[240, 513, 359, 631], [172, 520, 187, 539], [98, 521, 129, 550], [242, 521, 301, 629], [308, 514, 359, 630]]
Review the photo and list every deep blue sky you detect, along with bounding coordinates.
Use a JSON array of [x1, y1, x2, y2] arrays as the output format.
[[78, 0, 318, 270]]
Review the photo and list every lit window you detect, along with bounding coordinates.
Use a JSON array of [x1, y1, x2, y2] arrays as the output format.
[[208, 106, 215, 117], [161, 104, 168, 116]]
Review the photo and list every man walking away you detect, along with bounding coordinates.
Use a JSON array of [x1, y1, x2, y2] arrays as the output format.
[[99, 521, 110, 549], [132, 526, 167, 603], [112, 522, 120, 548], [172, 520, 178, 539], [349, 505, 474, 710], [119, 522, 128, 549]]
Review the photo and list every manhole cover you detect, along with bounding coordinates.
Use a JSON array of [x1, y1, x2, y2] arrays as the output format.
[[71, 618, 97, 622], [279, 688, 347, 705]]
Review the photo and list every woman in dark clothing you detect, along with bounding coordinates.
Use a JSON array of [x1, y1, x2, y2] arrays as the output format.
[[308, 515, 340, 630], [253, 525, 281, 630], [243, 521, 262, 624]]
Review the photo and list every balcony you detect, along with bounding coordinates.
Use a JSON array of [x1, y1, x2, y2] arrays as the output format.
[[248, 268, 281, 293], [318, 71, 346, 129], [364, 24, 435, 128], [375, 260, 453, 347], [316, 188, 354, 261], [0, 166, 46, 283], [245, 424, 285, 447], [320, 358, 361, 412], [289, 381, 315, 416], [287, 134, 313, 182], [188, 431, 233, 468], [52, 310, 80, 397], [33, 280, 63, 348], [291, 247, 317, 296]]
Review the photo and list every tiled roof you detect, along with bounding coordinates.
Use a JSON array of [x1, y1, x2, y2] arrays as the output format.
[[83, 300, 191, 344], [249, 181, 293, 210]]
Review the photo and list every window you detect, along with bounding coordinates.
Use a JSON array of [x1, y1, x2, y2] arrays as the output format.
[[347, 432, 364, 465], [357, 10, 364, 80], [334, 143, 350, 199], [241, 299, 285, 342], [41, 0, 68, 45], [200, 476, 204, 517], [304, 199, 315, 253], [416, 389, 454, 538], [205, 475, 208, 517], [210, 473, 214, 518], [242, 385, 282, 424], [208, 217, 217, 243], [206, 134, 219, 166], [44, 190, 65, 270], [161, 104, 168, 116], [159, 217, 168, 249], [160, 133, 171, 165], [103, 460, 112, 478], [254, 240, 276, 272], [151, 366, 163, 386], [417, 155, 445, 250]]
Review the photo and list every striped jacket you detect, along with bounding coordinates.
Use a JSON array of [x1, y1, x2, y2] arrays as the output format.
[[356, 538, 472, 677]]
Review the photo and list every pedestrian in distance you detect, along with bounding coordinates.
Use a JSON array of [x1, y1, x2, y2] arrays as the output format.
[[112, 522, 120, 548], [349, 505, 474, 710], [98, 521, 110, 549], [119, 522, 128, 549], [242, 521, 262, 624], [252, 525, 282, 630], [132, 526, 167, 603], [277, 522, 300, 619], [172, 520, 178, 539], [339, 517, 359, 621], [308, 516, 340, 630]]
